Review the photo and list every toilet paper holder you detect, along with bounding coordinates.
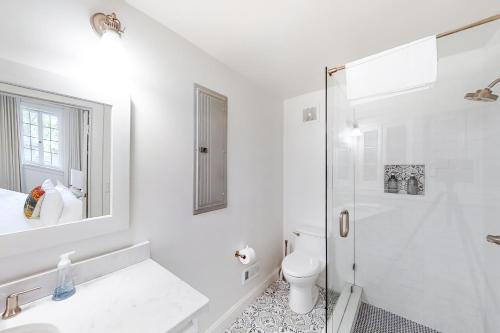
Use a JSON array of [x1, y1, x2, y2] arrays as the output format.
[[234, 250, 246, 260]]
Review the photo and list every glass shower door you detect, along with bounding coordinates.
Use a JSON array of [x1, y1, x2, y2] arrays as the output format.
[[326, 17, 500, 333], [325, 70, 356, 331]]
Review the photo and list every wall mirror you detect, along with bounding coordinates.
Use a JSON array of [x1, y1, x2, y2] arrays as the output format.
[[0, 58, 130, 258], [1, 92, 111, 234]]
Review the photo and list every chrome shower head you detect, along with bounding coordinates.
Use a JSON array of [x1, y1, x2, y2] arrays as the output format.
[[465, 78, 500, 102]]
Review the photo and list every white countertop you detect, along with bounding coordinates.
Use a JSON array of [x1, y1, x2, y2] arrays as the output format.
[[0, 259, 209, 333]]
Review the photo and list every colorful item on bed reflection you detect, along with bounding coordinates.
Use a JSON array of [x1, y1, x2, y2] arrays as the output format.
[[24, 186, 46, 218]]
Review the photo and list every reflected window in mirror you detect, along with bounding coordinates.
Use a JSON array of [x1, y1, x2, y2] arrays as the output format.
[[0, 88, 111, 235], [22, 103, 64, 169]]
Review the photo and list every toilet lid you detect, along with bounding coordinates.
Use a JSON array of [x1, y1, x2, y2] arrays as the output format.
[[282, 252, 321, 278]]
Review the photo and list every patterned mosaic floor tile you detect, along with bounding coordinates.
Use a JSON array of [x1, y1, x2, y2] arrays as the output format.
[[225, 280, 338, 333], [353, 303, 440, 333]]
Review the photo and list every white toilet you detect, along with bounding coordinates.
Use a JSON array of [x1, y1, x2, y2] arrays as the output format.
[[282, 225, 326, 314]]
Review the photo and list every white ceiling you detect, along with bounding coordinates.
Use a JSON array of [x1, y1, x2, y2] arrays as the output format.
[[125, 0, 500, 98]]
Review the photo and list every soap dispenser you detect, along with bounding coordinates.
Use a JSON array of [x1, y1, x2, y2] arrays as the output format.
[[53, 251, 76, 301]]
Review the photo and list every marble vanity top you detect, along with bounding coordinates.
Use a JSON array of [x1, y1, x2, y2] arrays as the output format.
[[0, 259, 209, 333]]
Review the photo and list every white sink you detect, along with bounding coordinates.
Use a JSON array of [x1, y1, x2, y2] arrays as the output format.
[[0, 324, 59, 333]]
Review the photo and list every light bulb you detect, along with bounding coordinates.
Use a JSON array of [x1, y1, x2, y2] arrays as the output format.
[[100, 31, 125, 68], [95, 30, 129, 93], [351, 124, 362, 137]]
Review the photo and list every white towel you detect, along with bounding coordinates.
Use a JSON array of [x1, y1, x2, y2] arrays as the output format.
[[346, 36, 437, 105]]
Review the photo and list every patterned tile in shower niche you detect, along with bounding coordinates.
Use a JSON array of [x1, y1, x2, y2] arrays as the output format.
[[384, 165, 425, 195]]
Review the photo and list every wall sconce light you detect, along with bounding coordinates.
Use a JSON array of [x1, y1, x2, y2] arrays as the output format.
[[90, 12, 124, 37], [88, 12, 128, 90]]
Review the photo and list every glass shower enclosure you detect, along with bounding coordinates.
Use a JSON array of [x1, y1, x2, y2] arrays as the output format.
[[326, 18, 500, 333]]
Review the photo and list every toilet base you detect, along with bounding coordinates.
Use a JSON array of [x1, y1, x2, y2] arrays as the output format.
[[288, 282, 319, 314]]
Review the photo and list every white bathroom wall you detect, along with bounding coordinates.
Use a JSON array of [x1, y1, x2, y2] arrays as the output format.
[[126, 4, 283, 330], [283, 91, 325, 245], [0, 0, 283, 330], [283, 88, 355, 294]]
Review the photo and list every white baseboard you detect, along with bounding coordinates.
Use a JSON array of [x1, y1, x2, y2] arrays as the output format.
[[205, 267, 280, 333]]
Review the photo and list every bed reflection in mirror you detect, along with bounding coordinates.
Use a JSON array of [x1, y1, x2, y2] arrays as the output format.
[[0, 88, 111, 235]]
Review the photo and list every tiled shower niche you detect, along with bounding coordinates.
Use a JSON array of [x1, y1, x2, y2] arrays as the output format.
[[384, 165, 425, 195]]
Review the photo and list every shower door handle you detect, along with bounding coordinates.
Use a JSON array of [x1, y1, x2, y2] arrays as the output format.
[[487, 235, 500, 245], [339, 210, 349, 238]]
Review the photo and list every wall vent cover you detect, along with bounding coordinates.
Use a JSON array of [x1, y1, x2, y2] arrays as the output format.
[[302, 107, 318, 122]]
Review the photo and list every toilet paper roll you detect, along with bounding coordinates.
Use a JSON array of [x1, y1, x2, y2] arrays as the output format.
[[238, 247, 256, 265]]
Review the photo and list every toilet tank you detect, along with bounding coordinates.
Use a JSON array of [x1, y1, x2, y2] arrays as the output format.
[[294, 225, 326, 261]]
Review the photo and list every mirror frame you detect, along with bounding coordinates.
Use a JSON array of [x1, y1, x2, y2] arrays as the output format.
[[0, 58, 130, 258]]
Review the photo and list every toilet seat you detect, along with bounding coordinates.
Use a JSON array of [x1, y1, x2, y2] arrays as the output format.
[[282, 252, 321, 278]]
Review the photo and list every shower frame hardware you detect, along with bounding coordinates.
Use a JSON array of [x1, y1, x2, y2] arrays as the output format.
[[327, 13, 500, 76]]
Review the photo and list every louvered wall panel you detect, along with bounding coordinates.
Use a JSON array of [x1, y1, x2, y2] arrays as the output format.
[[194, 85, 227, 214]]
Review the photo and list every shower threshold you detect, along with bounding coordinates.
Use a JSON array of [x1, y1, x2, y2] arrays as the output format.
[[325, 284, 363, 333]]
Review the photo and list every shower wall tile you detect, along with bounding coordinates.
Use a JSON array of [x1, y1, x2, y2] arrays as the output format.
[[384, 164, 425, 195], [355, 94, 500, 333]]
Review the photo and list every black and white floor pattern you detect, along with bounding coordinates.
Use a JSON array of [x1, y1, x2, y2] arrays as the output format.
[[353, 303, 440, 333], [225, 280, 338, 333]]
